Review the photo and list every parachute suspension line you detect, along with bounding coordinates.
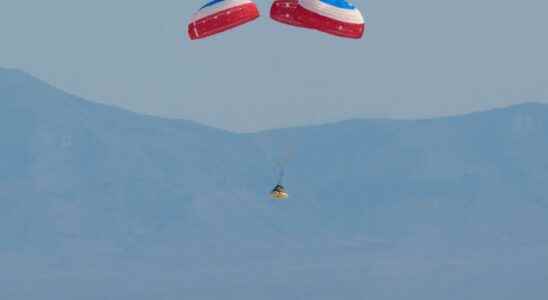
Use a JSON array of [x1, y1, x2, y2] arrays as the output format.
[[274, 142, 294, 185], [277, 164, 285, 185]]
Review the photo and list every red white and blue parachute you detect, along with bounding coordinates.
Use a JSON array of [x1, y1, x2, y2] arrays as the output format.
[[188, 0, 365, 40], [188, 0, 260, 40], [271, 0, 365, 39]]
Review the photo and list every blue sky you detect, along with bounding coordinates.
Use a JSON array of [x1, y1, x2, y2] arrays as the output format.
[[1, 0, 547, 131]]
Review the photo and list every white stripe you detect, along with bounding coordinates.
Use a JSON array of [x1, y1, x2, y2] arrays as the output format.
[[193, 22, 200, 37], [299, 0, 364, 24], [190, 0, 254, 22]]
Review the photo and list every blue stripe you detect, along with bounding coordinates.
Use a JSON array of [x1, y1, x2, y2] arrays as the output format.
[[200, 0, 225, 10], [319, 0, 355, 10]]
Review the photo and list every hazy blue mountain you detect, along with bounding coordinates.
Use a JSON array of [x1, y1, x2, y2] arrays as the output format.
[[1, 68, 547, 299]]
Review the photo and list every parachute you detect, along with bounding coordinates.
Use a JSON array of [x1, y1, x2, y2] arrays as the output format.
[[188, 0, 260, 40], [297, 0, 365, 39], [270, 0, 365, 39], [188, 0, 365, 40]]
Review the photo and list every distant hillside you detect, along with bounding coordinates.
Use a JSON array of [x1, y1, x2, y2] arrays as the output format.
[[1, 68, 547, 300]]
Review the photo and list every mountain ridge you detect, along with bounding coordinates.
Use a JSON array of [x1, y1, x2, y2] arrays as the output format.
[[1, 68, 548, 300], [3, 67, 548, 134]]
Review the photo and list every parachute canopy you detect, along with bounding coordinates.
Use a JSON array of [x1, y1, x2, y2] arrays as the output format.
[[270, 0, 365, 39], [188, 0, 260, 40], [270, 0, 312, 29]]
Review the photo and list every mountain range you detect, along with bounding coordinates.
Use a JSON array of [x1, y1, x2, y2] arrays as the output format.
[[1, 68, 547, 299]]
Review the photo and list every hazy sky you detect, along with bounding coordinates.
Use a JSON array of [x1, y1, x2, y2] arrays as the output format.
[[1, 0, 547, 131]]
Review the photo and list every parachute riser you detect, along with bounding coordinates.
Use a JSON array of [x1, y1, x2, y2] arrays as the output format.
[[277, 167, 285, 185]]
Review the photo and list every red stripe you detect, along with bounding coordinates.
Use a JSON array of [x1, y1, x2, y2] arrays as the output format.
[[188, 3, 259, 40], [270, 0, 313, 29], [294, 5, 365, 39]]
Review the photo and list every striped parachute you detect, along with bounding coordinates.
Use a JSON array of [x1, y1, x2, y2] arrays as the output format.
[[188, 0, 260, 40], [271, 0, 365, 39]]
